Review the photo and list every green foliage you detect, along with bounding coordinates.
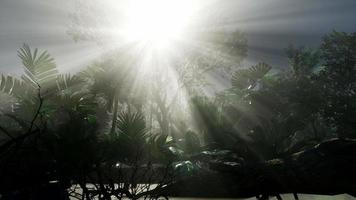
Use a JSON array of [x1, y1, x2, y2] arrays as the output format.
[[190, 96, 223, 143], [0, 75, 28, 98], [286, 45, 321, 76], [117, 111, 146, 138], [182, 130, 201, 154], [190, 31, 356, 160], [173, 160, 200, 176], [56, 74, 84, 92], [318, 31, 356, 137], [231, 62, 272, 90], [18, 43, 58, 90], [1, 31, 356, 198], [321, 31, 356, 68]]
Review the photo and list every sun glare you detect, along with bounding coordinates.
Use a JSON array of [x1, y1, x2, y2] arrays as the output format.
[[123, 0, 196, 49]]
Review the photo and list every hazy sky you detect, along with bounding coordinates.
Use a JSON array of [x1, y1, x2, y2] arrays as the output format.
[[0, 0, 356, 75]]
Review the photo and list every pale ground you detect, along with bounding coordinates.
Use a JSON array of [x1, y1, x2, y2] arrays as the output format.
[[69, 195, 355, 200], [68, 184, 355, 199], [172, 195, 355, 200]]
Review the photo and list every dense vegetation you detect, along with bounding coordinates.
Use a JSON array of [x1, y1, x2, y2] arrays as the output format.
[[0, 31, 355, 199]]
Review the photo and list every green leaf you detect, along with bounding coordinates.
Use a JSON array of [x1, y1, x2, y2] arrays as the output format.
[[173, 161, 199, 176], [86, 114, 97, 124], [168, 146, 184, 157]]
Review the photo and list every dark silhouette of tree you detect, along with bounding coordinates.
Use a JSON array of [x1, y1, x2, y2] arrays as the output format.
[[1, 31, 356, 199]]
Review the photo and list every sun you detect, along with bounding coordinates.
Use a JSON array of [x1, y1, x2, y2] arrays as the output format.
[[123, 0, 196, 49]]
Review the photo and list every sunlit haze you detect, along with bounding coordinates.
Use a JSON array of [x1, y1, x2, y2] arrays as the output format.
[[122, 0, 196, 49], [1, 0, 356, 199]]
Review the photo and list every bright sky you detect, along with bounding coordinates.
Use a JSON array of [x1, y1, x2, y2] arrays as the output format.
[[0, 0, 356, 75]]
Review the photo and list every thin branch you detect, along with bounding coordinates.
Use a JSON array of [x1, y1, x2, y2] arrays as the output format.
[[0, 125, 14, 139], [0, 82, 43, 154], [27, 82, 43, 134]]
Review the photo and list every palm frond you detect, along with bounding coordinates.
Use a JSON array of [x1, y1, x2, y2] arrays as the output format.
[[78, 64, 105, 82], [249, 63, 272, 80], [0, 74, 29, 98], [56, 74, 84, 92], [117, 111, 147, 138], [231, 69, 250, 89], [231, 63, 272, 90], [17, 44, 58, 89]]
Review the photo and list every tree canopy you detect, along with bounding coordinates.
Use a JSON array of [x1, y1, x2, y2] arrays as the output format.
[[0, 30, 356, 200]]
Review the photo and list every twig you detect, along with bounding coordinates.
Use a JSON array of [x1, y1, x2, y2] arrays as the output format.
[[0, 125, 14, 139]]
